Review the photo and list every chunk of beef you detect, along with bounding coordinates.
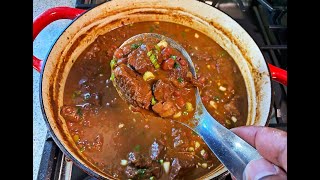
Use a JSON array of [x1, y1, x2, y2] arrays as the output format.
[[153, 80, 175, 102], [126, 152, 160, 179], [152, 80, 182, 117], [128, 152, 152, 167], [113, 64, 152, 109], [150, 140, 165, 160], [127, 46, 155, 74], [169, 158, 196, 180], [152, 101, 176, 118]]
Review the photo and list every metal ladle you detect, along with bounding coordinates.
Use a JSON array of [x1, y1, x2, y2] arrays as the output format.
[[114, 33, 262, 180]]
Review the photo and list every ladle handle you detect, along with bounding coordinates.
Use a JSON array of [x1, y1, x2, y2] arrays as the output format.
[[33, 7, 85, 72], [195, 109, 262, 180]]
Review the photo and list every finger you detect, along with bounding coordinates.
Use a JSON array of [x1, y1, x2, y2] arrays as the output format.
[[243, 158, 287, 180], [231, 126, 287, 172]]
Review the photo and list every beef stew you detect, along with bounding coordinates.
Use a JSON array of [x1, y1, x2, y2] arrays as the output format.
[[61, 21, 248, 179], [111, 35, 196, 121]]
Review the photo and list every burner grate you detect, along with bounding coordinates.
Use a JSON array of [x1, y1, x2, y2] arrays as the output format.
[[75, 0, 110, 9], [253, 0, 287, 130]]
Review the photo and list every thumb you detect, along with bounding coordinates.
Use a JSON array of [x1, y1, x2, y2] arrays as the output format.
[[243, 158, 287, 180]]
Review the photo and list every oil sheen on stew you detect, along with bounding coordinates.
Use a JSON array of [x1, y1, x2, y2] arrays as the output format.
[[61, 22, 248, 180]]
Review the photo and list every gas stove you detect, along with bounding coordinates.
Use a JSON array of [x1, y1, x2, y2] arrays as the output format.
[[36, 0, 287, 179]]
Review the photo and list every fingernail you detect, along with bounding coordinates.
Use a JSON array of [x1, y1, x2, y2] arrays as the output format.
[[243, 159, 279, 180], [255, 166, 279, 180]]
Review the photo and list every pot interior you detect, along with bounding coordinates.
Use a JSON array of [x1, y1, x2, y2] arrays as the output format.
[[41, 0, 271, 179]]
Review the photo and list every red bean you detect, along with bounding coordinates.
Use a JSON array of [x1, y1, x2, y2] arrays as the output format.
[[161, 58, 175, 70], [161, 47, 173, 59], [179, 58, 187, 66]]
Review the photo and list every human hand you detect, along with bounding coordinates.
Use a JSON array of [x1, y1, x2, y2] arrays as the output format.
[[231, 126, 287, 180]]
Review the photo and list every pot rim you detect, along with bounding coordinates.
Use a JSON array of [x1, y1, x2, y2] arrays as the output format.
[[39, 1, 274, 179], [39, 8, 107, 179]]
